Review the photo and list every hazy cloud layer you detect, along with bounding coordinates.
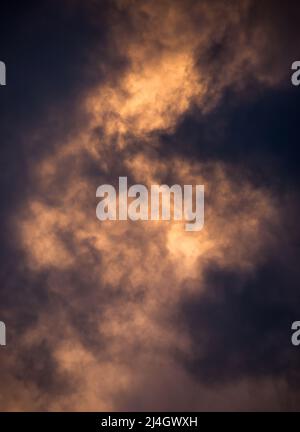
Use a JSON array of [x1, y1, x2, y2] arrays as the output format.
[[0, 0, 300, 411]]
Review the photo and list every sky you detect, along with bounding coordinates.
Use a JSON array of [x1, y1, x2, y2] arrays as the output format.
[[0, 0, 300, 411]]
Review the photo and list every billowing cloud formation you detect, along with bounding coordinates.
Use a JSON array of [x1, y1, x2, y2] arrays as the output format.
[[0, 0, 300, 411]]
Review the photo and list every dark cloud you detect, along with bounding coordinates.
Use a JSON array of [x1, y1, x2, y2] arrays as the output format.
[[0, 0, 300, 411]]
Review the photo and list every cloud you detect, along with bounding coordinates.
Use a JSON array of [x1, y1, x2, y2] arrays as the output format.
[[0, 0, 300, 411]]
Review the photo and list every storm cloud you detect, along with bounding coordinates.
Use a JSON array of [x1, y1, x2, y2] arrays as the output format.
[[0, 0, 300, 411]]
